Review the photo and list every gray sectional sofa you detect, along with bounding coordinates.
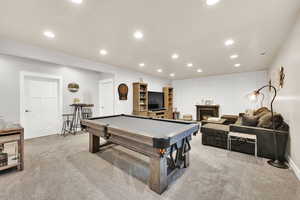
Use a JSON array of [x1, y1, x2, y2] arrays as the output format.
[[201, 107, 289, 161]]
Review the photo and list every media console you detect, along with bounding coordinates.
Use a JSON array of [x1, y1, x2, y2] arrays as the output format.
[[148, 110, 166, 119], [133, 82, 174, 119]]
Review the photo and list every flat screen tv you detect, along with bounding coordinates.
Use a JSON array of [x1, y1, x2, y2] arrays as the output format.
[[148, 91, 165, 111]]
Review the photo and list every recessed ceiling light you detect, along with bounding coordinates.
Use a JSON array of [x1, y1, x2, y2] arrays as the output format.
[[197, 69, 203, 73], [99, 49, 108, 56], [170, 73, 175, 77], [225, 39, 235, 46], [230, 54, 239, 59], [43, 31, 55, 39], [139, 63, 145, 67], [187, 63, 193, 67], [206, 0, 220, 6], [71, 0, 82, 4], [234, 63, 241, 67], [134, 30, 143, 39], [157, 69, 163, 73], [172, 54, 179, 59]]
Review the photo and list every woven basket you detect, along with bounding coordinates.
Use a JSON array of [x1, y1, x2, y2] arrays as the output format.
[[0, 153, 8, 167], [182, 114, 193, 121]]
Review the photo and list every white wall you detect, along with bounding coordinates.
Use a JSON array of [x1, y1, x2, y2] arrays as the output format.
[[0, 54, 170, 123], [172, 71, 268, 120], [113, 71, 170, 114], [98, 70, 170, 115], [0, 39, 171, 119], [268, 13, 300, 179], [0, 54, 102, 122]]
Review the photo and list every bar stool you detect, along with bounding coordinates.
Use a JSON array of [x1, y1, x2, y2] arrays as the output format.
[[61, 114, 74, 136], [69, 104, 94, 134], [82, 108, 93, 119]]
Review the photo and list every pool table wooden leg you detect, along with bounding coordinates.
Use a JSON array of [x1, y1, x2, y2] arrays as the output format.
[[89, 133, 100, 153], [149, 155, 168, 194]]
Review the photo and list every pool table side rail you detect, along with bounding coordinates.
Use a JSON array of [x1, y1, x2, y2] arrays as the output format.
[[86, 114, 200, 142], [82, 116, 199, 149], [167, 124, 199, 147], [88, 114, 198, 125], [81, 119, 153, 146]]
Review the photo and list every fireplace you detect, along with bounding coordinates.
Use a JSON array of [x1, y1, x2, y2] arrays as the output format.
[[196, 105, 219, 121]]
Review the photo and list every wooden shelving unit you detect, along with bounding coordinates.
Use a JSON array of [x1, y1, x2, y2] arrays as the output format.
[[133, 83, 174, 119], [0, 123, 24, 172], [163, 87, 174, 119], [133, 82, 148, 116]]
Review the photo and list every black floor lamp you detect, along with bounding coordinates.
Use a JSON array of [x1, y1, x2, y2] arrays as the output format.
[[250, 84, 288, 169]]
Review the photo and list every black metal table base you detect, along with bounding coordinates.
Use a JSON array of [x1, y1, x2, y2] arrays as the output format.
[[70, 106, 84, 134]]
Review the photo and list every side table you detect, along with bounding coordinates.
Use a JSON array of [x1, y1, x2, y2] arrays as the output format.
[[0, 123, 24, 171]]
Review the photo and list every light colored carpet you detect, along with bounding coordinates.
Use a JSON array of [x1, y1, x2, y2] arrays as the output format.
[[0, 133, 299, 200]]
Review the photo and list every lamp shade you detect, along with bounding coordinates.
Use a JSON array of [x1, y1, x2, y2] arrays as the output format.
[[245, 91, 259, 102]]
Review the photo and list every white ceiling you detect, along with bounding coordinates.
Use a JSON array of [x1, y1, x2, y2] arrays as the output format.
[[0, 0, 299, 79]]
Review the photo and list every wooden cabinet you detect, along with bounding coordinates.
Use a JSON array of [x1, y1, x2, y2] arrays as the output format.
[[133, 83, 174, 119], [133, 83, 148, 116], [163, 87, 173, 119], [148, 110, 166, 119], [0, 123, 24, 171]]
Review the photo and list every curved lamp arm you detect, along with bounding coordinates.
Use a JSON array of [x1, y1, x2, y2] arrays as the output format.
[[253, 84, 288, 168], [255, 84, 277, 130]]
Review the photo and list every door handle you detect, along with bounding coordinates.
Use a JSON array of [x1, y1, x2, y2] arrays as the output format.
[[25, 110, 31, 113]]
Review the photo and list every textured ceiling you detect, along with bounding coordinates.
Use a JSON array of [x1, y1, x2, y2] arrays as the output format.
[[0, 0, 299, 79]]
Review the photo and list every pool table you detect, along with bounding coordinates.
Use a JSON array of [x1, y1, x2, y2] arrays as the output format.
[[81, 114, 199, 194]]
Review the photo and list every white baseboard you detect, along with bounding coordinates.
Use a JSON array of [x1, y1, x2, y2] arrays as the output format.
[[288, 156, 300, 181]]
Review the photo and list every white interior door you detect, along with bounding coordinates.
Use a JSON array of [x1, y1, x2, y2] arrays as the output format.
[[24, 77, 60, 139], [99, 79, 114, 116]]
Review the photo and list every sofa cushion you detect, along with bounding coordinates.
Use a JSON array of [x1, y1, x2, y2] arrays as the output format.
[[273, 114, 284, 129], [255, 110, 271, 119], [258, 112, 284, 129], [235, 117, 242, 125], [241, 116, 258, 127], [201, 123, 229, 132], [277, 121, 289, 131], [257, 112, 272, 128]]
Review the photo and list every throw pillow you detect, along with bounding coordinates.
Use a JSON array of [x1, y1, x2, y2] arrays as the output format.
[[273, 113, 284, 129], [257, 113, 284, 129], [257, 112, 272, 128], [277, 121, 289, 131], [235, 117, 242, 125], [255, 110, 271, 119], [254, 107, 270, 116], [241, 116, 258, 127]]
